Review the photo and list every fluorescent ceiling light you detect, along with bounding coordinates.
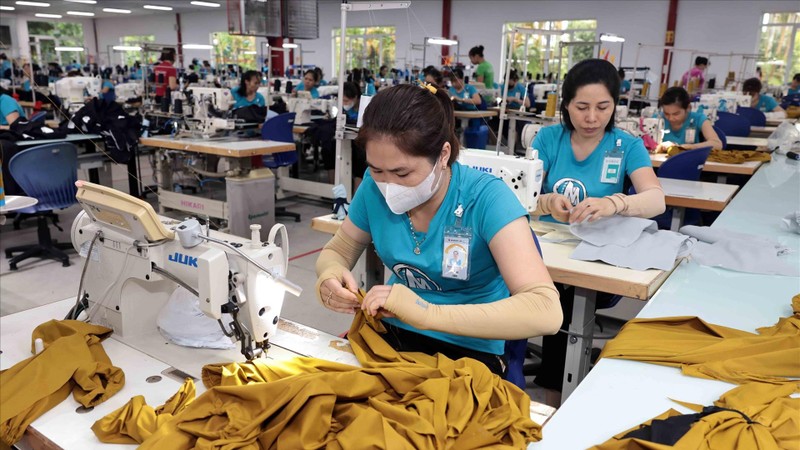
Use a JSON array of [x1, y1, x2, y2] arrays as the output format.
[[55, 46, 84, 51], [112, 45, 142, 51], [282, 43, 298, 49], [67, 10, 94, 16], [64, 0, 97, 4], [15, 1, 50, 6], [243, 51, 257, 54], [0, 6, 15, 10], [102, 8, 131, 14], [35, 13, 62, 18], [427, 37, 458, 46], [183, 44, 213, 50], [600, 34, 625, 43], [143, 4, 173, 11], [190, 1, 220, 7]]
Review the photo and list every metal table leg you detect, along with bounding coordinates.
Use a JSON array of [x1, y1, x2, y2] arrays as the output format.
[[561, 287, 596, 403], [670, 207, 685, 231]]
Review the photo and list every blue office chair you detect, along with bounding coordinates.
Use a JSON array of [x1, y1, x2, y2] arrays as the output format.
[[714, 111, 751, 137], [6, 143, 79, 270], [735, 106, 766, 127], [29, 111, 47, 123], [643, 146, 712, 229], [262, 112, 301, 222]]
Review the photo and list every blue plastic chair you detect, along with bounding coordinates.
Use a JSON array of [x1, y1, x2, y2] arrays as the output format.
[[29, 111, 47, 123], [714, 111, 751, 137], [650, 147, 712, 229], [735, 106, 766, 127], [262, 112, 301, 222], [6, 143, 79, 269]]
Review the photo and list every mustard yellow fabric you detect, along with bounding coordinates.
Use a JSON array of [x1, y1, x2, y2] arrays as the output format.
[[590, 382, 800, 450], [666, 146, 772, 164], [101, 291, 540, 449], [91, 378, 195, 444], [0, 320, 124, 447], [598, 298, 800, 385]]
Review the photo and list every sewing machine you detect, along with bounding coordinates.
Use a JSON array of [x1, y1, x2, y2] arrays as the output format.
[[287, 97, 335, 124], [458, 148, 544, 213], [186, 87, 236, 137], [532, 83, 558, 102], [696, 93, 751, 120], [114, 82, 143, 103], [53, 76, 102, 111], [70, 181, 301, 360]]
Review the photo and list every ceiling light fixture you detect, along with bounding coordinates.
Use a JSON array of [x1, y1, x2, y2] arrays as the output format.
[[190, 1, 220, 7], [0, 6, 15, 10], [243, 51, 257, 55], [55, 46, 85, 52], [143, 5, 173, 11], [35, 13, 62, 18], [183, 44, 213, 50], [112, 45, 142, 51], [102, 8, 132, 14], [282, 43, 298, 49], [64, 0, 97, 4], [66, 10, 94, 16], [426, 37, 458, 46], [15, 1, 51, 7]]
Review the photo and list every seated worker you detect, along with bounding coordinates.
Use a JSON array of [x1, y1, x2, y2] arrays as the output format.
[[531, 59, 665, 404], [618, 68, 631, 95], [469, 45, 494, 89], [0, 91, 26, 129], [153, 48, 179, 103], [681, 56, 708, 95], [656, 87, 722, 152], [293, 69, 320, 99], [319, 82, 365, 187], [315, 83, 562, 376], [499, 69, 526, 110], [20, 63, 33, 92], [743, 77, 784, 113], [231, 70, 266, 109], [100, 74, 116, 104], [447, 68, 481, 111], [788, 73, 800, 96], [425, 67, 445, 90], [314, 67, 328, 86]]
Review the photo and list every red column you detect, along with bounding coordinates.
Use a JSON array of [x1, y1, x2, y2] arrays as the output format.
[[176, 13, 183, 67], [661, 0, 679, 86], [441, 0, 452, 65], [269, 37, 284, 77]]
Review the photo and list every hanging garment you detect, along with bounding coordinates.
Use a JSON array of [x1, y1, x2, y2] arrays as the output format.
[[598, 296, 800, 385], [590, 382, 800, 450], [96, 292, 540, 449], [0, 320, 125, 447]]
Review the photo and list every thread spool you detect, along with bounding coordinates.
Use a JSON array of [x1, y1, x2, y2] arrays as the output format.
[[641, 82, 651, 98], [659, 83, 667, 98], [545, 92, 557, 117]]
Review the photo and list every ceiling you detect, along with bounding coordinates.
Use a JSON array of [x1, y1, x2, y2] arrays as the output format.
[[0, 0, 228, 19]]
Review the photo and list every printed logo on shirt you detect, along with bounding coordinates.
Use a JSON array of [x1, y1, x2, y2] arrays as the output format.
[[392, 264, 442, 291], [553, 178, 587, 206]]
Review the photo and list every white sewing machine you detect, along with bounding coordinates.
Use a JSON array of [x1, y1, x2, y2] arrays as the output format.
[[70, 181, 301, 360], [287, 97, 335, 124], [458, 148, 544, 214], [190, 86, 235, 117], [696, 92, 751, 120], [114, 81, 143, 103], [53, 76, 102, 111], [532, 83, 558, 102]]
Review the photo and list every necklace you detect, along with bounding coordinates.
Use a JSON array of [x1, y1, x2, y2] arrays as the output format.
[[407, 215, 426, 255]]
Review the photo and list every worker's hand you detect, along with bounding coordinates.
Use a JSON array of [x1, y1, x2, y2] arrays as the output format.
[[319, 271, 360, 314], [569, 197, 617, 224], [548, 194, 573, 223], [655, 140, 676, 154], [361, 285, 397, 319]]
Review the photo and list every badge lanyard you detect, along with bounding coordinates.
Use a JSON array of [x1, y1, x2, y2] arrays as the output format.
[[442, 203, 472, 281], [600, 138, 624, 184]]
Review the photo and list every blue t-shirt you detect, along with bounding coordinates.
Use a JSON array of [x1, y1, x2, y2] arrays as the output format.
[[295, 83, 320, 99], [230, 88, 266, 109], [499, 82, 526, 108], [101, 80, 116, 103], [620, 80, 632, 94], [448, 84, 479, 111], [0, 94, 26, 125], [788, 87, 799, 96], [533, 124, 652, 223], [754, 94, 779, 112], [364, 81, 376, 96], [22, 80, 31, 92], [1, 60, 12, 79], [348, 162, 527, 355], [663, 110, 706, 145]]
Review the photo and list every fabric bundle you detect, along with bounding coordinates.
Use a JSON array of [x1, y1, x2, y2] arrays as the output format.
[[666, 146, 772, 164]]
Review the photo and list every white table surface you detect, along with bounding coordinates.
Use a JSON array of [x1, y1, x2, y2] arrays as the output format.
[[660, 177, 739, 206], [0, 195, 38, 213], [16, 133, 103, 147], [139, 136, 294, 156], [533, 157, 800, 449], [649, 153, 764, 176], [726, 135, 768, 148]]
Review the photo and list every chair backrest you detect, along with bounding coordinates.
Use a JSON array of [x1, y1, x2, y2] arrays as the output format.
[[714, 111, 751, 137], [735, 106, 766, 127], [9, 142, 79, 211], [30, 111, 47, 123], [262, 112, 297, 168], [710, 125, 727, 149], [658, 147, 711, 181]]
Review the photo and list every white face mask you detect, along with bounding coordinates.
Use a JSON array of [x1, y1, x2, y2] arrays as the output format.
[[375, 160, 443, 215], [342, 102, 354, 111]]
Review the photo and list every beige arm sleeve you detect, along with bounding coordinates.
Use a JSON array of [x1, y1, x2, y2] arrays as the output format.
[[383, 282, 562, 339], [605, 186, 666, 218], [533, 193, 554, 216], [314, 228, 368, 304]]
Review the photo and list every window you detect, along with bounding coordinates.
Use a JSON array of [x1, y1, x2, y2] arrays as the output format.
[[758, 12, 800, 86], [501, 20, 597, 81], [117, 35, 155, 67], [27, 22, 84, 67], [332, 26, 396, 75], [212, 32, 257, 71]]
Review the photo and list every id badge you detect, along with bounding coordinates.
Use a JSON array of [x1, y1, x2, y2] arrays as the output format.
[[600, 149, 623, 184], [685, 128, 696, 144], [442, 225, 472, 281]]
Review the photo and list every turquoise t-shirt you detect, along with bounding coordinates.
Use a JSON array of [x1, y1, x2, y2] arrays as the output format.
[[364, 81, 376, 96], [295, 83, 320, 99], [499, 82, 526, 109], [663, 110, 706, 145], [230, 88, 266, 109], [754, 95, 779, 112], [533, 124, 652, 223], [22, 80, 31, 92], [788, 87, 799, 96], [348, 162, 527, 355], [102, 80, 116, 103], [448, 84, 479, 111], [620, 80, 631, 94], [0, 94, 25, 125]]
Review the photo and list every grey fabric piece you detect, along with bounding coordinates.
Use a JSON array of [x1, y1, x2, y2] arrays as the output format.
[[690, 240, 799, 277], [569, 216, 656, 247], [571, 227, 689, 271], [680, 225, 789, 253], [782, 211, 800, 235]]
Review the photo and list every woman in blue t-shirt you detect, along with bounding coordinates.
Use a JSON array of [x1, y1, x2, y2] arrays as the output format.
[[743, 77, 784, 114], [315, 84, 561, 376], [447, 68, 480, 111], [292, 69, 320, 99], [231, 70, 266, 109], [656, 87, 722, 152]]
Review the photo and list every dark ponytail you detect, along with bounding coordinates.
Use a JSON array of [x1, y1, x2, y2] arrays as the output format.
[[469, 45, 485, 58], [237, 70, 259, 97], [356, 84, 460, 165]]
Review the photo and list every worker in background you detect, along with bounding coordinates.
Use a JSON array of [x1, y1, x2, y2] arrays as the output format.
[[499, 69, 525, 110], [656, 87, 722, 152], [20, 63, 32, 92], [0, 90, 26, 129], [469, 45, 494, 89], [0, 54, 11, 80], [618, 68, 631, 95], [314, 67, 328, 86], [100, 72, 116, 104], [680, 56, 708, 95], [447, 68, 481, 111], [153, 48, 178, 103], [315, 83, 561, 378], [424, 67, 445, 90], [531, 59, 665, 405], [320, 81, 362, 186], [231, 70, 266, 109], [292, 69, 320, 98], [787, 73, 800, 95], [743, 77, 784, 114], [362, 68, 377, 96]]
